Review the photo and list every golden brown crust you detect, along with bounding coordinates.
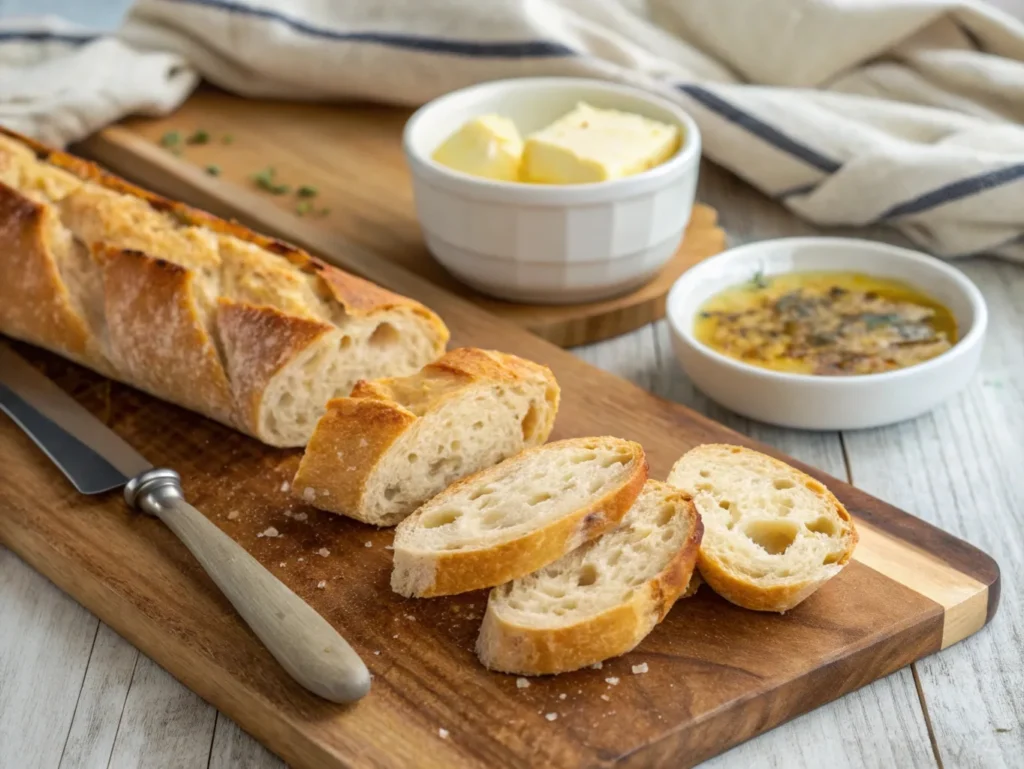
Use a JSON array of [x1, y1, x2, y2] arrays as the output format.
[[3, 125, 444, 326], [671, 444, 858, 614], [0, 182, 100, 370], [476, 484, 704, 675], [393, 438, 648, 597], [681, 570, 703, 599], [0, 127, 449, 445], [293, 348, 560, 524], [291, 397, 417, 522], [215, 301, 334, 437], [101, 245, 235, 427]]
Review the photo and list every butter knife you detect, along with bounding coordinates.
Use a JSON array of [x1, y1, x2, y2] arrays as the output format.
[[0, 343, 370, 704]]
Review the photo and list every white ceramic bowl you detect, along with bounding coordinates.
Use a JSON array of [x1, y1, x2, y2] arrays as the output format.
[[403, 77, 701, 304], [666, 237, 988, 430]]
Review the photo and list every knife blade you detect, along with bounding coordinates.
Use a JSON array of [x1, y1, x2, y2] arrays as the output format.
[[0, 345, 150, 492], [0, 343, 370, 703]]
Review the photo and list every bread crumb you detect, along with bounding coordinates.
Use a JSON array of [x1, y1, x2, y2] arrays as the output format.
[[278, 562, 286, 568], [302, 487, 316, 503], [405, 614, 415, 620], [226, 511, 239, 521], [438, 728, 449, 739], [373, 651, 380, 655], [298, 557, 305, 562], [359, 438, 369, 448], [600, 694, 610, 702], [336, 451, 344, 461], [393, 634, 399, 639], [365, 541, 373, 548], [545, 713, 558, 721], [605, 677, 619, 686], [516, 678, 530, 689], [316, 580, 327, 589], [280, 481, 290, 492], [384, 545, 394, 550], [590, 662, 603, 670], [318, 548, 330, 557], [632, 663, 649, 675], [559, 693, 567, 700], [257, 526, 279, 538], [293, 512, 308, 522], [347, 466, 357, 472], [320, 489, 329, 496]]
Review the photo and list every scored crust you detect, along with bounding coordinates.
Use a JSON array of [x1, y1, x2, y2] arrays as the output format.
[[476, 481, 704, 675], [0, 127, 449, 445], [391, 437, 648, 597]]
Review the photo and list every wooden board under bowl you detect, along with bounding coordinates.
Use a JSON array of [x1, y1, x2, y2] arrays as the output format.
[[0, 117, 1001, 769], [82, 89, 725, 347]]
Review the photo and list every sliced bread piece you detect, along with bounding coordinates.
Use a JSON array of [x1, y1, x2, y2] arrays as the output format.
[[291, 348, 560, 525], [391, 437, 647, 597], [476, 480, 703, 675], [681, 571, 703, 599], [666, 444, 857, 612]]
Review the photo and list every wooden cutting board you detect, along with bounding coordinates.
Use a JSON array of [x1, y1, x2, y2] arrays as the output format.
[[76, 89, 726, 347], [0, 107, 999, 769]]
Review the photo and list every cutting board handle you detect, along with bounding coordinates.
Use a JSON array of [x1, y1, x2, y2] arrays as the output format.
[[125, 468, 371, 704]]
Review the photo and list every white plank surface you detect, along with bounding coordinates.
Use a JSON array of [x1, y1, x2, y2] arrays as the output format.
[[59, 625, 138, 769], [104, 656, 217, 769], [0, 551, 98, 769]]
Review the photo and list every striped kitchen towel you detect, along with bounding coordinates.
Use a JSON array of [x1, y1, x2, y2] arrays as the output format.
[[2, 0, 1024, 261]]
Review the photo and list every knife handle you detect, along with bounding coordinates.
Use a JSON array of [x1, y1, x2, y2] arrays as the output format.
[[124, 468, 371, 704]]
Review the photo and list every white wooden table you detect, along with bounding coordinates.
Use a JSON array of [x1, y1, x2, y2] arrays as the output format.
[[1, 3, 1022, 768]]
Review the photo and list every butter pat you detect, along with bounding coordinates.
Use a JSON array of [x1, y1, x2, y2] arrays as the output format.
[[522, 103, 680, 184], [431, 115, 523, 182]]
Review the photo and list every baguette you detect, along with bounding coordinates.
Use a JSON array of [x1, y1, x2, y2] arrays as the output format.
[[666, 444, 857, 612], [477, 481, 703, 675], [391, 437, 648, 597], [0, 128, 448, 446], [292, 348, 559, 525]]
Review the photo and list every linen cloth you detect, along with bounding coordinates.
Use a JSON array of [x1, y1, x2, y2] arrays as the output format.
[[1, 0, 1023, 260]]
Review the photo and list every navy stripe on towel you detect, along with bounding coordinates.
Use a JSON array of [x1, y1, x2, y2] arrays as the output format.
[[878, 163, 1024, 220], [678, 84, 840, 174], [163, 0, 575, 58], [0, 31, 96, 44]]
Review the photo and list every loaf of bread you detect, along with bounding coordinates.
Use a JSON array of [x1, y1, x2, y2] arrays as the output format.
[[391, 437, 648, 597], [291, 348, 559, 525], [0, 128, 448, 447], [666, 444, 857, 612], [476, 480, 703, 675]]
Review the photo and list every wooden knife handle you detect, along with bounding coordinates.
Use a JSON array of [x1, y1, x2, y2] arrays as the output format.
[[124, 468, 371, 704]]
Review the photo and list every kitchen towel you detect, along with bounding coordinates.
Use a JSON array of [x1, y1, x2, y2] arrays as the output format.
[[1, 0, 1024, 261]]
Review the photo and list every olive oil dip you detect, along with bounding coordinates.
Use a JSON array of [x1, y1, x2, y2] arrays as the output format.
[[694, 272, 957, 376]]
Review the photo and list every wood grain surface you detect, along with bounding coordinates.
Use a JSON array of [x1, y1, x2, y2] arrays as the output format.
[[96, 89, 726, 347], [0, 115, 1001, 768]]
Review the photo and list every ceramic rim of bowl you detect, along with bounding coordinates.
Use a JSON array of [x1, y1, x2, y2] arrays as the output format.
[[403, 77, 701, 195], [666, 237, 988, 387]]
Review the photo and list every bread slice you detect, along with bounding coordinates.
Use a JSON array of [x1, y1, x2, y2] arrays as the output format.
[[476, 480, 703, 675], [0, 128, 448, 447], [681, 571, 702, 599], [291, 348, 560, 525], [391, 437, 647, 597], [666, 444, 857, 612]]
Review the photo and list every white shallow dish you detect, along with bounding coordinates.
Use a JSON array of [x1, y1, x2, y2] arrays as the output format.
[[666, 237, 988, 431], [403, 77, 701, 304]]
